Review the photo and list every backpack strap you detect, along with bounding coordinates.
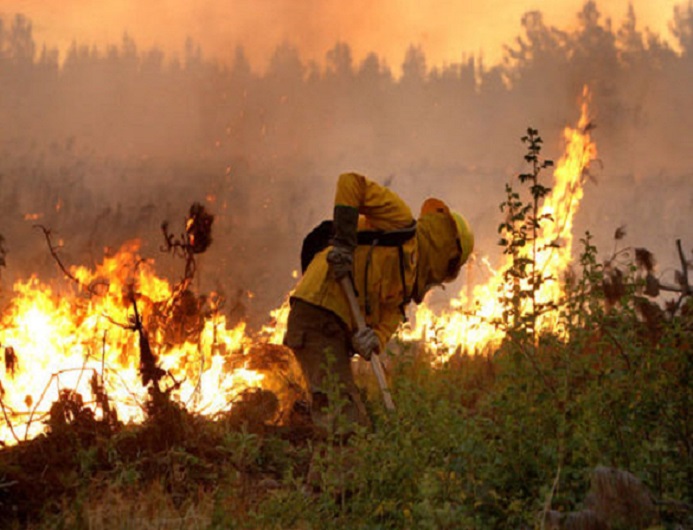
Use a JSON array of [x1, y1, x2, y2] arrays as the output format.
[[301, 219, 416, 323], [397, 244, 411, 321], [356, 221, 417, 247], [360, 222, 416, 320], [363, 241, 376, 316], [301, 220, 417, 274]]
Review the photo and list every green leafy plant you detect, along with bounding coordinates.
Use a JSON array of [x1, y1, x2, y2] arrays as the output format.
[[498, 127, 555, 341]]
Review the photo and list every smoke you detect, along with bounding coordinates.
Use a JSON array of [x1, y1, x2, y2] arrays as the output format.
[[7, 0, 681, 72], [0, 1, 691, 326]]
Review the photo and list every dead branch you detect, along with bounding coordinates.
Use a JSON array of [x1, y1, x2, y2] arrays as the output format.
[[33, 225, 82, 287], [0, 387, 20, 444], [160, 220, 196, 287], [600, 326, 632, 370], [69, 345, 93, 410], [0, 234, 7, 268], [644, 239, 691, 316], [160, 202, 215, 304], [541, 463, 562, 530], [24, 372, 58, 441], [104, 366, 146, 413], [184, 342, 206, 410], [101, 331, 106, 379], [22, 368, 100, 441], [34, 225, 121, 297], [128, 287, 166, 390]]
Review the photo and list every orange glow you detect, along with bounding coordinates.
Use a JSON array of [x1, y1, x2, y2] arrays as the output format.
[[0, 239, 294, 444], [401, 87, 597, 360], [6, 0, 680, 73]]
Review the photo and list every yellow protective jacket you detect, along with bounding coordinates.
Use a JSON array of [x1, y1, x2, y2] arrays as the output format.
[[292, 172, 462, 350]]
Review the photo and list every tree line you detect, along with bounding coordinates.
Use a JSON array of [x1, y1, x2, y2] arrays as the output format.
[[1, 1, 692, 175]]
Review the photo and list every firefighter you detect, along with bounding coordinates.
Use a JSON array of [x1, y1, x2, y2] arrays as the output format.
[[284, 172, 474, 432]]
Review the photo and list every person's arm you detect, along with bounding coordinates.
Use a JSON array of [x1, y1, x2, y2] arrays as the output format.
[[334, 172, 414, 231], [328, 172, 413, 281]]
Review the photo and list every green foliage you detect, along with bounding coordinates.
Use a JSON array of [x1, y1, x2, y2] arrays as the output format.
[[497, 127, 555, 339]]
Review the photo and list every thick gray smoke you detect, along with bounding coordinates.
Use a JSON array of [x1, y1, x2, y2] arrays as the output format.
[[0, 1, 691, 326]]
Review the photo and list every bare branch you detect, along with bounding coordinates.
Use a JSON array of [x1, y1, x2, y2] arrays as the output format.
[[33, 225, 81, 286]]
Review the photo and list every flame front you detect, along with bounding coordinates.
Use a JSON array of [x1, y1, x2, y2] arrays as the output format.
[[0, 240, 280, 444], [402, 87, 597, 360]]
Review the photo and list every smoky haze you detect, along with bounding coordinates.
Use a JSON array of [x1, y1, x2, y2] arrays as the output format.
[[0, 1, 691, 327]]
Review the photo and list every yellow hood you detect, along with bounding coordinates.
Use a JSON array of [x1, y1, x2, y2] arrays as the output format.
[[413, 199, 462, 303]]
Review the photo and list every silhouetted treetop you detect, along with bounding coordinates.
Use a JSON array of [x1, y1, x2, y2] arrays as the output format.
[[0, 2, 690, 175]]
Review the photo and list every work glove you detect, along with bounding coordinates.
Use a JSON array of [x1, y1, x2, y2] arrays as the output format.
[[352, 327, 379, 361], [327, 205, 359, 281], [326, 245, 353, 281]]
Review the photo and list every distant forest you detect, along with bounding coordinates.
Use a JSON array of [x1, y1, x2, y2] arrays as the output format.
[[1, 1, 692, 171], [1, 1, 692, 324]]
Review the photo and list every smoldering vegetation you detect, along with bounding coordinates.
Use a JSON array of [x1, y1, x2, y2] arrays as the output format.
[[0, 1, 691, 326]]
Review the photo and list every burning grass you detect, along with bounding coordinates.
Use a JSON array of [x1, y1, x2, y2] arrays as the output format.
[[0, 202, 306, 446], [0, 371, 313, 528], [0, 206, 317, 527]]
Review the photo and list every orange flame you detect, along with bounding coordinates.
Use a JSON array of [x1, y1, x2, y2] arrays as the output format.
[[401, 87, 597, 360], [0, 239, 281, 444]]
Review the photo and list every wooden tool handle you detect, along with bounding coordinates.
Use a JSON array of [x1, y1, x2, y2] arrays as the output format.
[[339, 277, 396, 411]]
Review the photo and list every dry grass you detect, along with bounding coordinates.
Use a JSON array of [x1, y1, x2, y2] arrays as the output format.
[[28, 481, 216, 530]]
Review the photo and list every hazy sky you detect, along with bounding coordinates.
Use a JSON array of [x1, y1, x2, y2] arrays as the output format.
[[3, 0, 684, 71]]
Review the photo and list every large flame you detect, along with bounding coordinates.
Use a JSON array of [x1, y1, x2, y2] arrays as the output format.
[[0, 239, 294, 444], [402, 87, 597, 360]]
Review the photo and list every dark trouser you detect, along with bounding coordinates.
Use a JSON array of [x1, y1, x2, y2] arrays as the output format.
[[283, 299, 370, 433]]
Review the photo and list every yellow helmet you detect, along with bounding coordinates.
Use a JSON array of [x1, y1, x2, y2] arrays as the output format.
[[451, 212, 474, 266]]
